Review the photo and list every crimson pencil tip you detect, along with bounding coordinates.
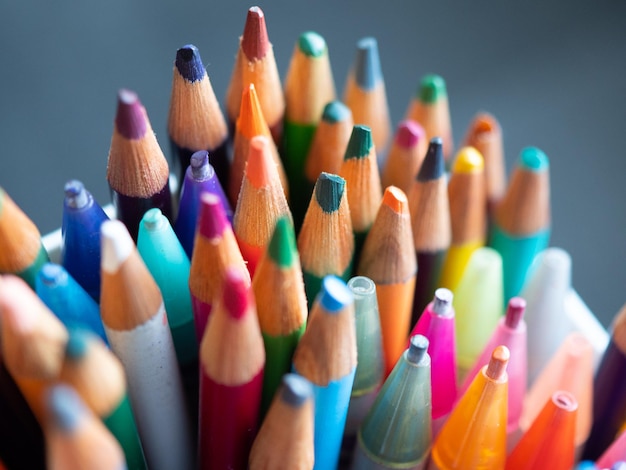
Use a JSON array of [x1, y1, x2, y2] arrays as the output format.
[[115, 89, 146, 140], [395, 120, 424, 149], [242, 6, 269, 60], [198, 193, 229, 239], [222, 268, 251, 319]]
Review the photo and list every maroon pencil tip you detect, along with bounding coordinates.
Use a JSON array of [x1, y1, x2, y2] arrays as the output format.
[[198, 192, 229, 239], [222, 268, 250, 319], [241, 6, 269, 61], [505, 297, 526, 329], [115, 89, 147, 140]]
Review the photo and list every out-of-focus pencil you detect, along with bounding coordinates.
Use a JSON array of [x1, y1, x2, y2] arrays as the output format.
[[381, 120, 427, 196]]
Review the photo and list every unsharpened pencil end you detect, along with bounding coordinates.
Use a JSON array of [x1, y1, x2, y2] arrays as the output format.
[[48, 385, 85, 432], [519, 147, 549, 172], [354, 37, 382, 90], [345, 125, 373, 160], [298, 31, 326, 57], [317, 275, 353, 313], [432, 288, 453, 317], [321, 101, 351, 124], [63, 180, 89, 209], [485, 345, 510, 380], [101, 220, 134, 274], [281, 373, 314, 407], [242, 6, 270, 61], [222, 268, 251, 320], [115, 89, 146, 140], [268, 216, 297, 268], [198, 192, 228, 239], [395, 120, 425, 149], [315, 172, 345, 213], [417, 137, 444, 181], [175, 44, 205, 83], [504, 297, 526, 329], [452, 146, 484, 173], [418, 74, 447, 103]]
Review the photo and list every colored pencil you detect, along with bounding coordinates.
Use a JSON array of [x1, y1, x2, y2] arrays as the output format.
[[405, 74, 454, 163], [100, 220, 192, 470], [292, 275, 357, 470], [230, 83, 288, 207], [520, 332, 593, 454], [173, 149, 233, 259], [167, 44, 229, 187], [381, 120, 428, 196], [304, 100, 353, 198], [507, 391, 578, 470], [352, 335, 432, 470], [189, 192, 250, 341], [339, 124, 383, 265], [226, 6, 284, 144], [430, 346, 509, 470], [521, 247, 572, 385], [439, 146, 486, 292], [597, 429, 626, 469], [297, 172, 354, 309], [461, 297, 527, 436], [490, 146, 551, 303], [58, 329, 146, 470], [408, 137, 451, 325], [358, 185, 416, 375], [0, 187, 49, 288], [343, 275, 385, 463], [233, 135, 292, 277], [578, 304, 626, 461], [249, 374, 315, 470], [35, 263, 108, 344], [463, 112, 506, 218], [252, 216, 307, 417], [453, 247, 504, 382], [61, 179, 109, 302], [44, 385, 127, 470], [106, 89, 172, 241], [343, 37, 391, 153], [408, 288, 457, 435], [283, 31, 336, 230], [198, 267, 265, 470]]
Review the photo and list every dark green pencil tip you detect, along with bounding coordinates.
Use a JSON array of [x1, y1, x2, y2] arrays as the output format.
[[298, 31, 327, 57], [518, 147, 549, 172], [417, 137, 444, 181], [268, 217, 297, 268], [345, 125, 373, 160], [315, 172, 346, 213], [418, 74, 447, 103], [322, 101, 351, 124]]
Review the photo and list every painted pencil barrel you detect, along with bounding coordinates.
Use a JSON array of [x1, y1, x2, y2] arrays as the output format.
[[439, 241, 482, 292], [411, 251, 446, 326], [111, 185, 172, 242], [16, 246, 49, 289], [103, 395, 146, 470], [170, 139, 230, 194]]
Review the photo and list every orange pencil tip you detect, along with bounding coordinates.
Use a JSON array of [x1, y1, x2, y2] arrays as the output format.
[[246, 136, 274, 188], [382, 186, 408, 214], [238, 84, 270, 140]]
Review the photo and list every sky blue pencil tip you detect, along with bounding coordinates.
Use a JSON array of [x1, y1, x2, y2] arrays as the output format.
[[322, 101, 351, 123], [39, 263, 66, 286], [318, 275, 353, 313], [518, 146, 549, 172], [354, 37, 381, 90]]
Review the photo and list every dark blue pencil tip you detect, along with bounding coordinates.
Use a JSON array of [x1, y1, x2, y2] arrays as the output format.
[[64, 180, 89, 209], [281, 374, 314, 407], [354, 37, 381, 91], [47, 385, 84, 432], [175, 44, 206, 82], [317, 275, 353, 313], [39, 263, 67, 287], [322, 101, 351, 124], [417, 137, 444, 182], [315, 172, 346, 213], [65, 328, 90, 359], [190, 150, 211, 179], [407, 334, 429, 364]]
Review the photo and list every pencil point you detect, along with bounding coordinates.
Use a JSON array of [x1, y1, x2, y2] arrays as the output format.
[[504, 297, 526, 329], [417, 137, 444, 181], [519, 147, 549, 172], [65, 328, 89, 359], [222, 268, 251, 319], [48, 385, 84, 432], [238, 84, 266, 138], [315, 173, 346, 213], [281, 373, 313, 407], [115, 89, 146, 140], [345, 125, 373, 160], [432, 288, 453, 316], [395, 120, 424, 149], [354, 37, 381, 91], [298, 31, 326, 57], [485, 345, 510, 380], [552, 391, 578, 412], [246, 135, 274, 188], [141, 208, 167, 232], [39, 263, 67, 287], [453, 146, 484, 173], [175, 44, 205, 83], [101, 220, 134, 274], [317, 275, 353, 313], [242, 6, 269, 61], [198, 193, 229, 239], [268, 217, 296, 268], [418, 74, 447, 103], [190, 150, 211, 179], [322, 101, 351, 123], [407, 334, 429, 364], [64, 180, 89, 209], [382, 186, 408, 214]]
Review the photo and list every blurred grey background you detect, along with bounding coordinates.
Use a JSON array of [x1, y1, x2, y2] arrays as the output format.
[[1, 1, 625, 326]]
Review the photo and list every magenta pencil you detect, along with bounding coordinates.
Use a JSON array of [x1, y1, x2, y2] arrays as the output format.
[[198, 267, 265, 470]]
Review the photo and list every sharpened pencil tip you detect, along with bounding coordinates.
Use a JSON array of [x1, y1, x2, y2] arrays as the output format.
[[314, 173, 346, 213], [268, 217, 297, 268], [345, 125, 373, 160], [317, 275, 353, 313], [141, 208, 167, 232], [64, 180, 89, 209], [281, 373, 313, 407], [418, 74, 447, 103], [298, 31, 326, 57], [246, 136, 274, 189], [48, 385, 85, 432], [432, 288, 453, 317], [39, 263, 66, 287], [242, 6, 270, 61], [452, 146, 484, 173], [407, 334, 429, 364], [354, 37, 382, 90], [551, 390, 578, 412], [190, 150, 211, 180], [485, 345, 510, 380], [395, 120, 424, 149], [382, 186, 408, 214], [101, 220, 134, 274], [519, 147, 549, 172], [175, 44, 205, 83], [417, 138, 444, 181], [504, 297, 526, 329], [115, 89, 147, 140], [222, 268, 251, 320], [322, 101, 351, 124], [198, 193, 229, 239]]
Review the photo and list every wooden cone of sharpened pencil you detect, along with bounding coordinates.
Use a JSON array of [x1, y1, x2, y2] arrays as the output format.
[[233, 135, 293, 278], [230, 83, 288, 206], [199, 267, 265, 470], [106, 89, 172, 241], [189, 192, 250, 342], [408, 137, 451, 326], [381, 120, 428, 196], [44, 385, 127, 470], [249, 374, 315, 470], [226, 6, 284, 144], [58, 329, 146, 469], [100, 220, 193, 470], [298, 172, 354, 308], [358, 186, 416, 376], [167, 44, 229, 187], [343, 37, 391, 153], [0, 187, 49, 288], [253, 216, 307, 417]]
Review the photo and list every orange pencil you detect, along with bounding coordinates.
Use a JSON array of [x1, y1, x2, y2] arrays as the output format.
[[358, 186, 416, 375], [381, 120, 428, 196], [226, 6, 284, 143], [229, 83, 288, 207], [233, 135, 292, 278]]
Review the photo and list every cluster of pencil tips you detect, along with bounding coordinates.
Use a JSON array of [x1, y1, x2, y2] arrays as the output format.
[[1, 5, 625, 470]]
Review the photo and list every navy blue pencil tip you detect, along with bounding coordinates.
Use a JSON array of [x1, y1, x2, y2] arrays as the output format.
[[175, 44, 205, 82]]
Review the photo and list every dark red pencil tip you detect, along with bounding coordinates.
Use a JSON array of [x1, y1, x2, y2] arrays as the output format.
[[241, 6, 270, 61], [198, 192, 229, 239], [505, 297, 526, 329], [115, 89, 147, 140], [222, 268, 251, 319]]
